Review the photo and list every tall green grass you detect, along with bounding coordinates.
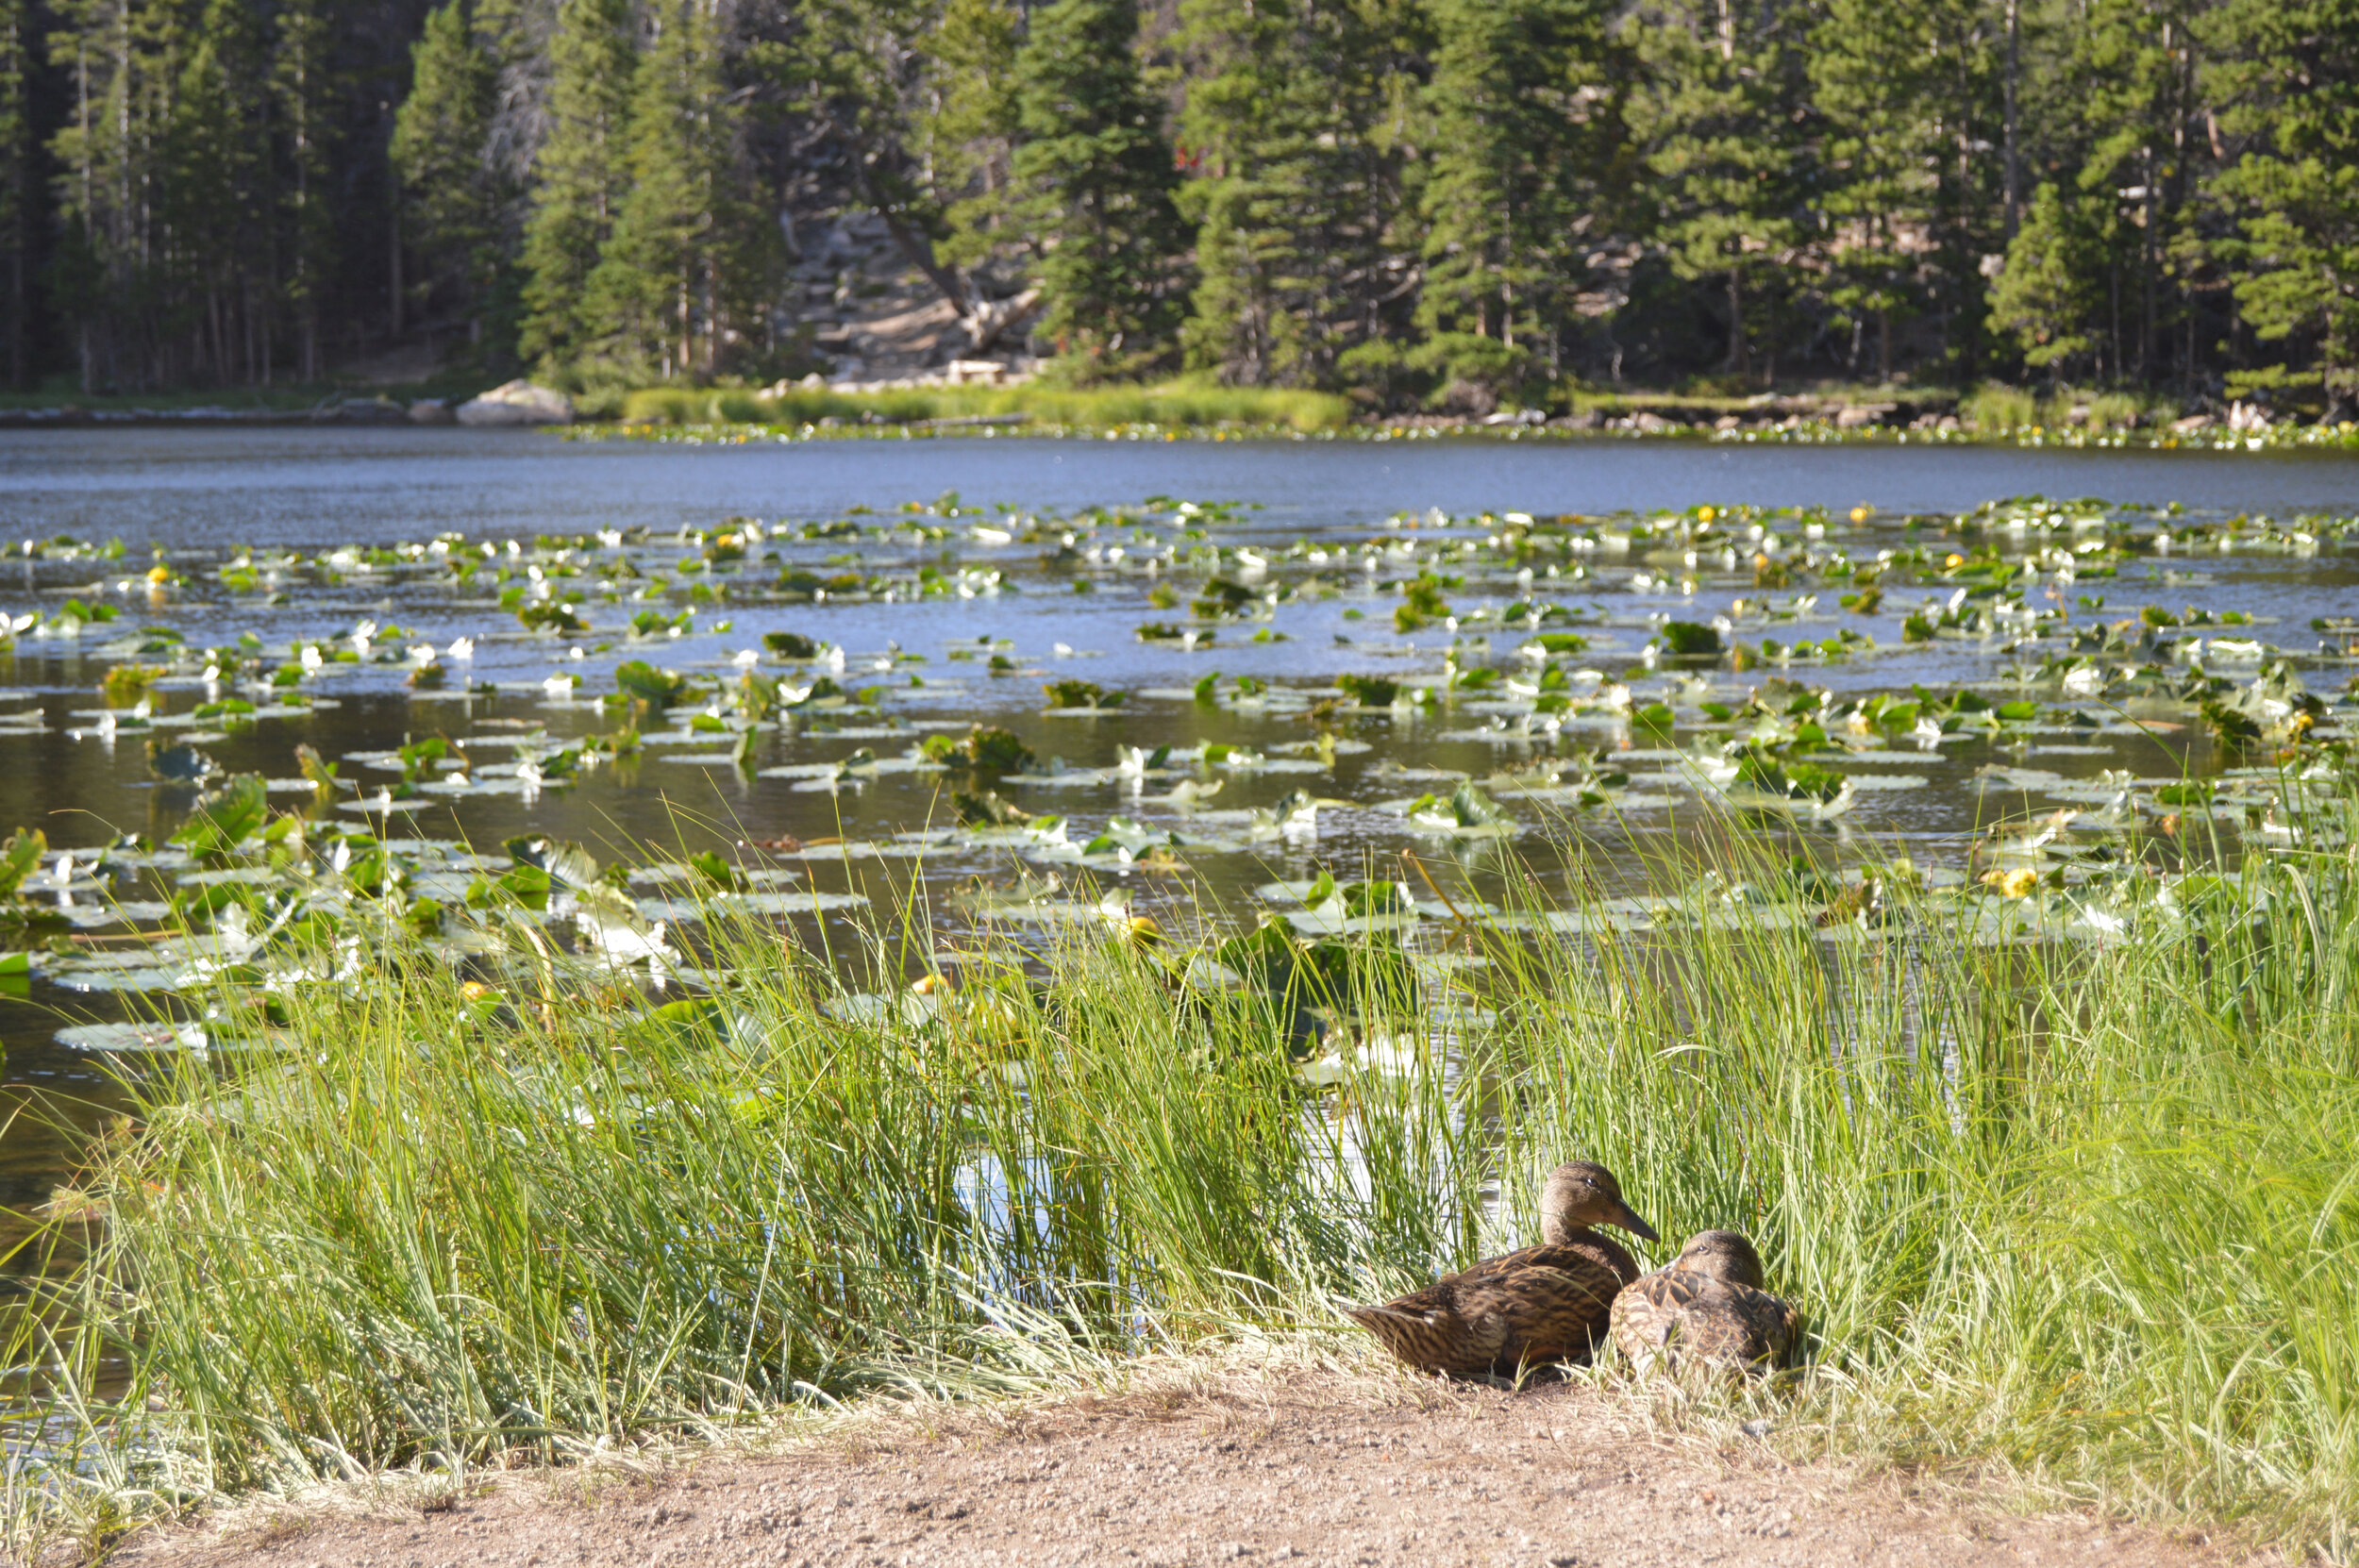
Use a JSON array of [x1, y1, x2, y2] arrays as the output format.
[[616, 378, 1351, 433], [1963, 381, 2039, 432], [9, 796, 2359, 1556]]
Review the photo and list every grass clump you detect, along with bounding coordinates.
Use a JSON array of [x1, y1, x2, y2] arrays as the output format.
[[10, 785, 2359, 1556], [616, 378, 1350, 434], [1963, 382, 2038, 432]]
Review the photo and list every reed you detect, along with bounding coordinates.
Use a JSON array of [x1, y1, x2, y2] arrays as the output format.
[[8, 785, 2358, 1558]]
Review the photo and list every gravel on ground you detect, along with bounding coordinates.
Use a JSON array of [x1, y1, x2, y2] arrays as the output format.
[[112, 1352, 2264, 1568]]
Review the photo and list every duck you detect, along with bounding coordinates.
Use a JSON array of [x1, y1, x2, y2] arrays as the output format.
[[1346, 1159, 1658, 1377], [1609, 1228, 1801, 1377]]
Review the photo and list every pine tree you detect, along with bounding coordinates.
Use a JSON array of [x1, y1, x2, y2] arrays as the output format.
[[1414, 0, 1624, 398], [924, 0, 1024, 277], [1809, 0, 2003, 380], [2058, 0, 2205, 384], [1174, 0, 1420, 391], [1009, 0, 1188, 376], [274, 0, 337, 382], [1989, 180, 2109, 375], [587, 0, 781, 380], [165, 0, 268, 385], [0, 0, 29, 386], [1624, 0, 1812, 382], [520, 0, 637, 369], [391, 0, 510, 352], [2201, 0, 2359, 410], [51, 0, 158, 388]]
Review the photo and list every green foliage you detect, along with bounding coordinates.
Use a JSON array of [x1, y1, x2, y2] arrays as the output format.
[[940, 723, 1036, 774], [1657, 620, 1724, 656], [0, 826, 42, 897], [1043, 677, 1122, 709], [1414, 0, 1619, 395], [585, 0, 782, 380], [18, 798, 2359, 1555], [1623, 0, 1808, 377], [618, 378, 1349, 431], [1174, 0, 1418, 391], [1808, 0, 1999, 380], [2206, 39, 2359, 408], [1009, 0, 1188, 377], [1990, 183, 2108, 373], [26, 0, 2359, 404], [923, 0, 1026, 274], [519, 0, 637, 368], [613, 659, 689, 708], [391, 1, 513, 355], [170, 774, 268, 859]]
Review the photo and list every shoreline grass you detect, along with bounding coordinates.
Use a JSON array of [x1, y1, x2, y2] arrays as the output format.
[[7, 792, 2359, 1559], [609, 379, 1355, 434]]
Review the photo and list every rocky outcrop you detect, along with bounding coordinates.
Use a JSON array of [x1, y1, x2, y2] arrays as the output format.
[[456, 381, 574, 426]]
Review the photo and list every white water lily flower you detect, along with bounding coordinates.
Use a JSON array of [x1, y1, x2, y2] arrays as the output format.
[[731, 648, 760, 669], [300, 644, 325, 672], [446, 637, 475, 659], [409, 644, 438, 665]]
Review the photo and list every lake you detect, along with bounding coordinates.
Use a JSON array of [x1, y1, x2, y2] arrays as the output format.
[[0, 425, 2350, 1259]]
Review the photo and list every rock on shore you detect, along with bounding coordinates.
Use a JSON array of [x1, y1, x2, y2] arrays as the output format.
[[456, 380, 574, 426]]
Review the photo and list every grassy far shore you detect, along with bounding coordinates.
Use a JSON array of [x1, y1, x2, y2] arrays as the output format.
[[5, 373, 2354, 449], [5, 791, 2359, 1560]]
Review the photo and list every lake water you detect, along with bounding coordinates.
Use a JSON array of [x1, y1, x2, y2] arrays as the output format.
[[0, 426, 2350, 1262]]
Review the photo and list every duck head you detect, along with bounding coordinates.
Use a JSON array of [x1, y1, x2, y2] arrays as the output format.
[[1670, 1228, 1766, 1290], [1539, 1159, 1659, 1243]]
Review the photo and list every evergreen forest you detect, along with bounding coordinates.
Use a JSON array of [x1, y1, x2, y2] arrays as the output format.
[[9, 0, 2359, 412]]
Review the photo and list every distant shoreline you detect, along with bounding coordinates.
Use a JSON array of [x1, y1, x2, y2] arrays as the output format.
[[0, 399, 2350, 455]]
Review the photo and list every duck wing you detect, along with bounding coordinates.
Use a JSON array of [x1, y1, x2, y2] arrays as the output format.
[[1609, 1268, 1696, 1371], [1447, 1247, 1623, 1370]]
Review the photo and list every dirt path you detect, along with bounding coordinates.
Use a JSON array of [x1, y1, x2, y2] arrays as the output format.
[[118, 1359, 2254, 1568]]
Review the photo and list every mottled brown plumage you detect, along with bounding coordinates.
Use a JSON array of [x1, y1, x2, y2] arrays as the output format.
[[1347, 1160, 1658, 1377], [1610, 1228, 1801, 1377]]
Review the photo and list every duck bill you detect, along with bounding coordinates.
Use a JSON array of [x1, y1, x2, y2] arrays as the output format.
[[1607, 1200, 1660, 1242]]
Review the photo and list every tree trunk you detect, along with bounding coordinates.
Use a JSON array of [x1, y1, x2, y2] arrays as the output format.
[[2002, 0, 2021, 241], [1726, 267, 1748, 376]]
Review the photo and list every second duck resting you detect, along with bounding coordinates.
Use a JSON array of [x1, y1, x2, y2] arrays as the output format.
[[1610, 1228, 1801, 1377]]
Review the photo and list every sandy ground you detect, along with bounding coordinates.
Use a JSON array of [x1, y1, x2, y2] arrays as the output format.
[[114, 1357, 2259, 1568]]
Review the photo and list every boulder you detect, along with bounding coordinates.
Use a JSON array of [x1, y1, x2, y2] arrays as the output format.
[[456, 380, 574, 426], [409, 398, 457, 425]]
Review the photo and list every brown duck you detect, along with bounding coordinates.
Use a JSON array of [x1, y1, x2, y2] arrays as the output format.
[[1346, 1160, 1658, 1377], [1610, 1228, 1801, 1377]]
